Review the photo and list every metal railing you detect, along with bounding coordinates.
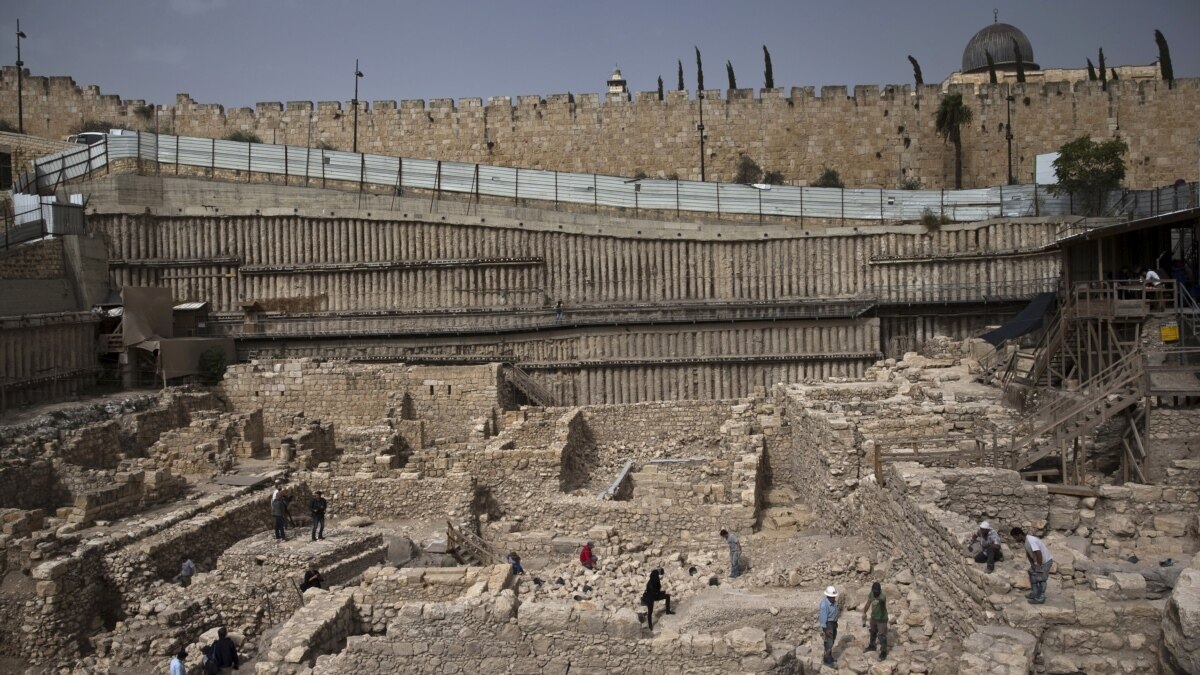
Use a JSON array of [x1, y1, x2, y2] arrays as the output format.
[[21, 132, 1195, 225], [2, 199, 87, 250]]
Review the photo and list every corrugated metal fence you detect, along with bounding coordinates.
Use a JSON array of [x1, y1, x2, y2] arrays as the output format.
[[17, 133, 1199, 225]]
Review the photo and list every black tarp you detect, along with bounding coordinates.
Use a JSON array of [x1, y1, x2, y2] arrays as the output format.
[[981, 292, 1057, 346]]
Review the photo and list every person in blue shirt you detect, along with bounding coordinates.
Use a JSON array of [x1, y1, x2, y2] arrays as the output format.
[[168, 649, 186, 675], [819, 585, 841, 667]]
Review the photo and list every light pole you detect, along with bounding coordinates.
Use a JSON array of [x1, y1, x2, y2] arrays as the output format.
[[1005, 95, 1015, 185], [15, 20, 27, 134], [352, 59, 363, 153]]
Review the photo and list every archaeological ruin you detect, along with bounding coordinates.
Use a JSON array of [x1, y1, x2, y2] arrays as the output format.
[[2, 16, 1200, 675]]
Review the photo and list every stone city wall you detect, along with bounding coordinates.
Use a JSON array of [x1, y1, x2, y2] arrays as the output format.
[[4, 68, 1197, 188]]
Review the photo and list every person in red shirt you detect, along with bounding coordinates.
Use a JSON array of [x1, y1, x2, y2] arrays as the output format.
[[580, 541, 596, 569]]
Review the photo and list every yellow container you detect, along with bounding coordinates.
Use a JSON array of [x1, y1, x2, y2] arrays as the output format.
[[1160, 321, 1180, 343]]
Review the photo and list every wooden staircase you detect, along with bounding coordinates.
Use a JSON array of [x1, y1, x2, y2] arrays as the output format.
[[1009, 350, 1146, 481], [504, 364, 557, 407], [446, 520, 497, 566]]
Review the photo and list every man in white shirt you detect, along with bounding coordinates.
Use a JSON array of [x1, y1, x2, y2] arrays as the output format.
[[1011, 527, 1053, 604]]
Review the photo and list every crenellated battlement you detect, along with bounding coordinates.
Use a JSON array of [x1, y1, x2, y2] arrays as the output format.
[[1, 66, 1197, 188]]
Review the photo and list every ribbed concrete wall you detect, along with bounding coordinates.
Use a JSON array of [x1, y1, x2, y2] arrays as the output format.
[[237, 319, 878, 405], [0, 313, 97, 411], [92, 213, 1062, 313]]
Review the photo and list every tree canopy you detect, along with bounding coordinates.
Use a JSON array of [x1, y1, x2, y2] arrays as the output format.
[[1048, 136, 1128, 215]]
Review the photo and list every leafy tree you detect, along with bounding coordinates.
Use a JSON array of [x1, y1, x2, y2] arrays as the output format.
[[985, 52, 998, 84], [225, 130, 263, 144], [907, 55, 923, 86], [934, 92, 973, 189], [762, 169, 784, 185], [134, 104, 155, 131], [695, 47, 704, 91], [75, 119, 114, 133], [726, 60, 737, 90], [1110, 69, 1118, 81], [1012, 38, 1026, 83], [1098, 48, 1107, 91], [1086, 58, 1097, 81], [0, 119, 19, 133], [198, 347, 227, 386], [677, 60, 685, 91], [734, 156, 762, 184], [763, 45, 774, 89], [657, 76, 664, 101], [1047, 136, 1128, 215], [1155, 29, 1174, 88], [812, 167, 844, 188]]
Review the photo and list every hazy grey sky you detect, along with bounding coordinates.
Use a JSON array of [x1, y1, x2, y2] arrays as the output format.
[[5, 1, 1198, 108]]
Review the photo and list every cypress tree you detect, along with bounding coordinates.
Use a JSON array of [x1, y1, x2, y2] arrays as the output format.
[[677, 60, 685, 91], [763, 46, 774, 89], [1086, 58, 1097, 81], [985, 52, 998, 84], [1012, 38, 1026, 83], [726, 61, 737, 90], [657, 76, 664, 101], [1154, 30, 1174, 88], [695, 47, 705, 92], [1111, 68, 1118, 81], [1099, 48, 1107, 91], [907, 55, 923, 86]]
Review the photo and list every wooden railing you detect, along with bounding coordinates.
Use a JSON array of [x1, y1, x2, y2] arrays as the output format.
[[504, 363, 557, 407], [446, 520, 496, 566], [1008, 349, 1145, 471]]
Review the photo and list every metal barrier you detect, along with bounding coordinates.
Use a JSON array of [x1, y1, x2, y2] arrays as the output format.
[[21, 132, 1195, 226], [2, 199, 86, 249]]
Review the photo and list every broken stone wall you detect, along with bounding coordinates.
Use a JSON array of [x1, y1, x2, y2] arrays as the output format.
[[302, 472, 475, 523], [581, 400, 733, 447], [220, 360, 504, 443], [148, 409, 265, 474]]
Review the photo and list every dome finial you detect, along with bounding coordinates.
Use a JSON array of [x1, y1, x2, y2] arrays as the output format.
[[993, 8, 998, 23]]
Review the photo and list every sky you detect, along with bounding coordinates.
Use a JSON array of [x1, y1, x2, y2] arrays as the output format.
[[4, 0, 1199, 108]]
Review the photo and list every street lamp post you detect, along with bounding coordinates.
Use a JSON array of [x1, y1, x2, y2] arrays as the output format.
[[352, 59, 363, 153], [16, 20, 27, 134], [1005, 95, 1015, 185]]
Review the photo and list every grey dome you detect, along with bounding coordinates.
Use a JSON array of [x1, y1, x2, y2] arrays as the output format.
[[962, 23, 1039, 74]]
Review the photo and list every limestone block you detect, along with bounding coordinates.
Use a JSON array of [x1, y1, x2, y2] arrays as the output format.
[[1154, 514, 1190, 537], [1162, 554, 1200, 674], [725, 626, 768, 655], [1109, 572, 1147, 600], [1072, 590, 1117, 627]]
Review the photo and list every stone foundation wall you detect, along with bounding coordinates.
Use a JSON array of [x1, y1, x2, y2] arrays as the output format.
[[581, 400, 733, 447], [220, 360, 504, 443], [0, 238, 65, 280]]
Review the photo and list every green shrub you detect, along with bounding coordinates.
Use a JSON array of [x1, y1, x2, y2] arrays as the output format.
[[198, 347, 227, 386], [762, 170, 785, 185], [812, 167, 844, 188], [0, 119, 19, 133], [899, 176, 922, 190], [225, 130, 263, 144], [734, 156, 763, 185]]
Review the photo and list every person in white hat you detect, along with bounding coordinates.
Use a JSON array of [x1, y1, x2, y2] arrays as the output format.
[[968, 521, 1004, 573], [819, 585, 841, 667]]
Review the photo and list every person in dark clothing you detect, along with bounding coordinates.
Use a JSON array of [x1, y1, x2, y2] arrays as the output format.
[[300, 565, 324, 592], [310, 491, 327, 541], [640, 568, 674, 630], [211, 627, 239, 672], [271, 492, 290, 540]]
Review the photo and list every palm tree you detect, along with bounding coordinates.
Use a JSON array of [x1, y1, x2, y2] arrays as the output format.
[[935, 93, 973, 189]]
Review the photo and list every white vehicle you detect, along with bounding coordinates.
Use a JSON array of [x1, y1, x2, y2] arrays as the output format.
[[65, 129, 137, 145]]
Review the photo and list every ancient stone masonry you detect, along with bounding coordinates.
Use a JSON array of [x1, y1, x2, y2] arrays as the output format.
[[220, 360, 507, 442], [4, 68, 1198, 188]]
